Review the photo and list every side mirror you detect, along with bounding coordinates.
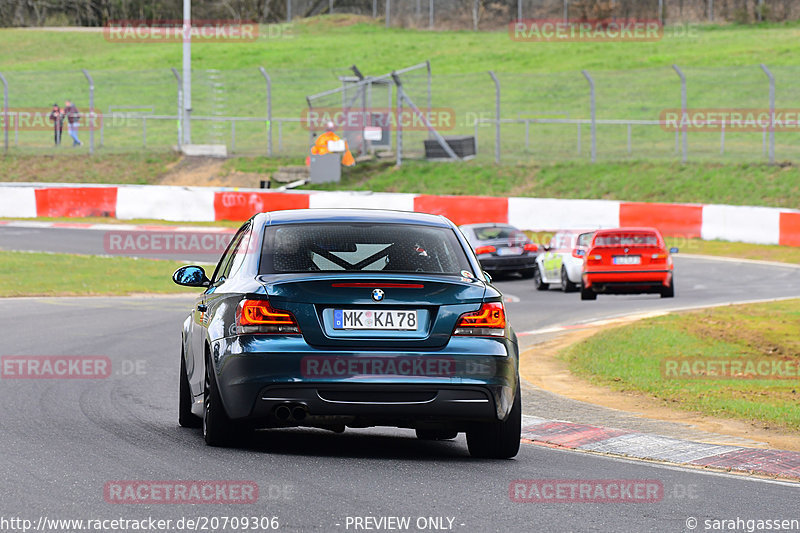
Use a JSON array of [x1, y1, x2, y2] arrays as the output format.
[[173, 265, 211, 287], [669, 247, 679, 254], [483, 271, 493, 284]]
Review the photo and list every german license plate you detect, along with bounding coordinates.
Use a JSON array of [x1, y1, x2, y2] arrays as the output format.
[[613, 255, 641, 265], [333, 309, 418, 330], [497, 246, 523, 256]]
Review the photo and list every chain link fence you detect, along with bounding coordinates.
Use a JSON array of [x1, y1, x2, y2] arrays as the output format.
[[1, 64, 798, 163]]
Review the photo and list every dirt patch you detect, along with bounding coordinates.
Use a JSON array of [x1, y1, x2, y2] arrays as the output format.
[[520, 327, 800, 452], [157, 156, 265, 188]]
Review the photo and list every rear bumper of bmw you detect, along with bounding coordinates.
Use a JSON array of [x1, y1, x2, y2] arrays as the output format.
[[583, 269, 672, 293], [478, 255, 537, 272], [210, 335, 519, 427]]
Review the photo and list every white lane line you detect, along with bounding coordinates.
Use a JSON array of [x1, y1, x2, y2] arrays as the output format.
[[677, 253, 800, 269], [0, 221, 234, 233]]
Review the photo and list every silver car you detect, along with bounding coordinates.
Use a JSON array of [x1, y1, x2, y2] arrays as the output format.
[[459, 223, 540, 279]]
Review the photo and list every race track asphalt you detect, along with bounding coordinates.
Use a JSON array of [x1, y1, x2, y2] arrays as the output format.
[[1, 225, 799, 532]]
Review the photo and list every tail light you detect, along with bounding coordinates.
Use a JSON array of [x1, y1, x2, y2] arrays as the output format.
[[523, 243, 539, 253], [572, 248, 586, 259], [651, 253, 667, 261], [454, 302, 506, 337], [586, 253, 603, 264], [474, 245, 496, 255], [236, 299, 300, 335]]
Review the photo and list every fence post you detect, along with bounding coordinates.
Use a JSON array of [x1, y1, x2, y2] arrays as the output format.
[[330, 0, 334, 14], [708, 0, 713, 21], [518, 0, 522, 20], [395, 76, 403, 166], [760, 63, 775, 165], [658, 0, 663, 25], [259, 67, 273, 156], [287, 0, 292, 22], [429, 0, 434, 28], [373, 0, 377, 18], [81, 69, 95, 155], [563, 0, 568, 22], [488, 71, 500, 163], [0, 72, 7, 155], [627, 123, 631, 154], [386, 0, 391, 28], [672, 64, 687, 163], [171, 68, 183, 150], [426, 60, 432, 139], [581, 70, 596, 163], [525, 120, 529, 150]]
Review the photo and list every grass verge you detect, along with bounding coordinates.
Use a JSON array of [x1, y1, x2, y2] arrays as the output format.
[[250, 158, 800, 208], [0, 152, 179, 184], [562, 299, 800, 431], [0, 250, 197, 296], [3, 156, 800, 210], [4, 19, 800, 73]]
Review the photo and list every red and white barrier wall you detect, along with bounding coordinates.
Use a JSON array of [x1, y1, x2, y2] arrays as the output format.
[[1, 183, 798, 246]]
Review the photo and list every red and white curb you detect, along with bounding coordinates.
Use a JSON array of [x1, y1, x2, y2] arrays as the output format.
[[1, 183, 799, 247], [520, 415, 800, 481]]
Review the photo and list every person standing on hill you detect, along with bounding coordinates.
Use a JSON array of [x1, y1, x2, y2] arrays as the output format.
[[48, 103, 64, 146], [63, 99, 82, 147]]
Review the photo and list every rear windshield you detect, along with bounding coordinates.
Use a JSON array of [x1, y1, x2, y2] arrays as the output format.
[[259, 223, 473, 275], [594, 233, 659, 247], [576, 232, 594, 247], [472, 226, 526, 241]]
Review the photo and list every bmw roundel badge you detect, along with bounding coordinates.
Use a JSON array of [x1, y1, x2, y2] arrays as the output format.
[[372, 289, 385, 302]]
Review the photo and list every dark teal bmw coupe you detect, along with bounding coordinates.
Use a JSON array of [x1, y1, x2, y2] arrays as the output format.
[[173, 209, 521, 458]]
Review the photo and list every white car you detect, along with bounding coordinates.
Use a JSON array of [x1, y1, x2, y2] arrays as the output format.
[[533, 230, 595, 292]]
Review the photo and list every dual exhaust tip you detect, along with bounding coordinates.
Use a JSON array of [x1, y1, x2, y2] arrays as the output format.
[[274, 403, 308, 422]]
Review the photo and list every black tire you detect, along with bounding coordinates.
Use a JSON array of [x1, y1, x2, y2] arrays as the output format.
[[179, 352, 202, 428], [203, 356, 239, 447], [519, 267, 536, 279], [416, 428, 459, 441], [661, 279, 675, 298], [580, 286, 597, 300], [466, 384, 521, 459], [561, 266, 578, 293], [533, 266, 549, 291]]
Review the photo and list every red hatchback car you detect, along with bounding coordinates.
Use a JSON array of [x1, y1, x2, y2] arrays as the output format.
[[581, 227, 677, 300]]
